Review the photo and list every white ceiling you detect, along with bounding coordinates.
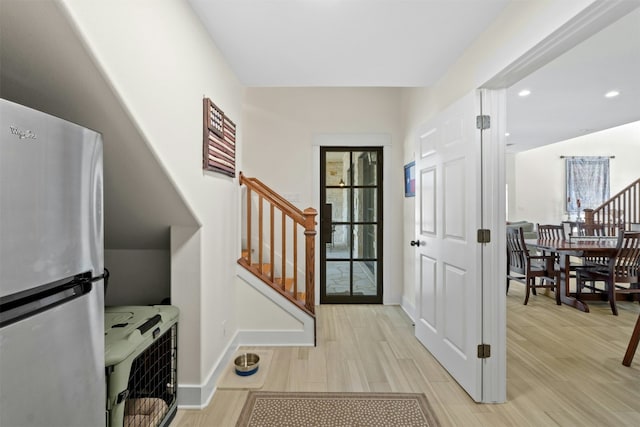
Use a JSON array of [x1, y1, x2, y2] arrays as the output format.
[[188, 0, 510, 87], [190, 0, 640, 152]]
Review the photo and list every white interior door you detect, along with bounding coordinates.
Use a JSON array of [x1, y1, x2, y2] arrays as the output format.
[[414, 90, 484, 401]]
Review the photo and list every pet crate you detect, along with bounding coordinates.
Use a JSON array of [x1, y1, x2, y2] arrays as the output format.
[[105, 305, 179, 427]]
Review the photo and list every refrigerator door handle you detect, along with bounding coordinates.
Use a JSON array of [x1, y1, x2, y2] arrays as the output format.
[[91, 267, 109, 295], [91, 268, 109, 283], [0, 274, 92, 327]]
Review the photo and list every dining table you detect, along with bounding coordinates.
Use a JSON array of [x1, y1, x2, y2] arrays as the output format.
[[525, 236, 623, 312]]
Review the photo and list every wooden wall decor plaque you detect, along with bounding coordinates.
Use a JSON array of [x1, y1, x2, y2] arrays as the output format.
[[203, 97, 236, 177]]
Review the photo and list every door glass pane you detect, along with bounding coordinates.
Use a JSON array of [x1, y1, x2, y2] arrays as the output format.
[[353, 261, 377, 296], [326, 152, 350, 186], [326, 224, 350, 259], [326, 261, 350, 295], [353, 151, 378, 186], [326, 188, 350, 222], [353, 224, 376, 258], [354, 188, 377, 222]]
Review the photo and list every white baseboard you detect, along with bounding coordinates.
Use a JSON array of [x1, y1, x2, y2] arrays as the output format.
[[401, 295, 416, 323], [237, 329, 315, 347], [177, 331, 240, 409]]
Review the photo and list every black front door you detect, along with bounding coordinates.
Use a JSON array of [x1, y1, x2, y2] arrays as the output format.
[[320, 148, 383, 304]]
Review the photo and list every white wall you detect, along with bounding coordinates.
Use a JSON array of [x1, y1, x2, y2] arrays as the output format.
[[104, 250, 170, 306], [236, 280, 302, 330], [233, 269, 315, 346], [242, 88, 405, 304], [61, 0, 243, 405], [510, 121, 640, 224]]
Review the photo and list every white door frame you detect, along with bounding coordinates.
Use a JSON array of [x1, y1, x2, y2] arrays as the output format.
[[477, 88, 507, 403]]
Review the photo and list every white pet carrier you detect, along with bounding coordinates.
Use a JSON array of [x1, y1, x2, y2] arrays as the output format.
[[104, 305, 179, 427]]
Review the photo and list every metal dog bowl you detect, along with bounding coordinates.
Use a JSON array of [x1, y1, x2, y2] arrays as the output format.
[[234, 353, 260, 376]]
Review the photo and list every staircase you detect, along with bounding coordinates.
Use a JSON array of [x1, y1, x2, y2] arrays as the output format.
[[238, 173, 317, 317], [584, 178, 640, 231]]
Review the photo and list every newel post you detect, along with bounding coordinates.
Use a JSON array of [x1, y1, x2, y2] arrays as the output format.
[[583, 209, 594, 226], [303, 207, 317, 314]]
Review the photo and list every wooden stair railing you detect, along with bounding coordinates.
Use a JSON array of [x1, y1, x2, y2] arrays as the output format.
[[584, 178, 640, 232], [238, 172, 317, 316]]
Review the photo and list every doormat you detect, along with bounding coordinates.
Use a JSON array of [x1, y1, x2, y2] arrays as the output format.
[[235, 391, 441, 427], [217, 350, 273, 390]]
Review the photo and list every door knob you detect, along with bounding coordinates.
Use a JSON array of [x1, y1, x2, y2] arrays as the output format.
[[410, 240, 421, 247]]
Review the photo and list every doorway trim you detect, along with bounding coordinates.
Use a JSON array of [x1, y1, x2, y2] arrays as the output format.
[[476, 88, 507, 403], [312, 134, 392, 305]]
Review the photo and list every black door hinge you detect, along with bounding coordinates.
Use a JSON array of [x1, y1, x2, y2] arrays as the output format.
[[477, 229, 491, 243], [477, 344, 491, 358]]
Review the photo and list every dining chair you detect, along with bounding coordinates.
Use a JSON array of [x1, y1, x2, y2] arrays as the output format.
[[576, 231, 640, 315], [537, 224, 565, 240], [507, 227, 559, 305], [577, 224, 623, 268], [536, 223, 565, 262], [537, 223, 578, 282]]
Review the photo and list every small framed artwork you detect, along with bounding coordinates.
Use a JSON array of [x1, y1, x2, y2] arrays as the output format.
[[404, 161, 415, 197]]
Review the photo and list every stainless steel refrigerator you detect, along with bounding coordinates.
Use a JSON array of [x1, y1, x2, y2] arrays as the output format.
[[0, 98, 106, 427]]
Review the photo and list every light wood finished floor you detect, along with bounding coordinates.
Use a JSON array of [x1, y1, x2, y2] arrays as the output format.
[[174, 286, 640, 426]]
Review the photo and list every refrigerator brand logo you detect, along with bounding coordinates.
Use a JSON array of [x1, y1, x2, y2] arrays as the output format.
[[9, 126, 37, 140]]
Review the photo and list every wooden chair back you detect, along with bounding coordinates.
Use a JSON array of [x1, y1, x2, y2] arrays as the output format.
[[537, 224, 565, 240], [506, 227, 527, 275], [611, 231, 640, 283]]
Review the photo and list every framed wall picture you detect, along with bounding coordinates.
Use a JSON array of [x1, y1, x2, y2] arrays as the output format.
[[404, 161, 415, 197]]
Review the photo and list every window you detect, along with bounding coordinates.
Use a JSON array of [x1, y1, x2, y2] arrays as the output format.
[[565, 156, 610, 215]]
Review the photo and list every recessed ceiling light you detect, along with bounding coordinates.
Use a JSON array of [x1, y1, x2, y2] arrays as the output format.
[[604, 90, 620, 98], [505, 132, 510, 137], [518, 89, 531, 97]]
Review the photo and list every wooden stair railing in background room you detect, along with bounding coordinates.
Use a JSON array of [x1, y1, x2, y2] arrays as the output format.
[[238, 172, 317, 316], [584, 178, 640, 233]]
